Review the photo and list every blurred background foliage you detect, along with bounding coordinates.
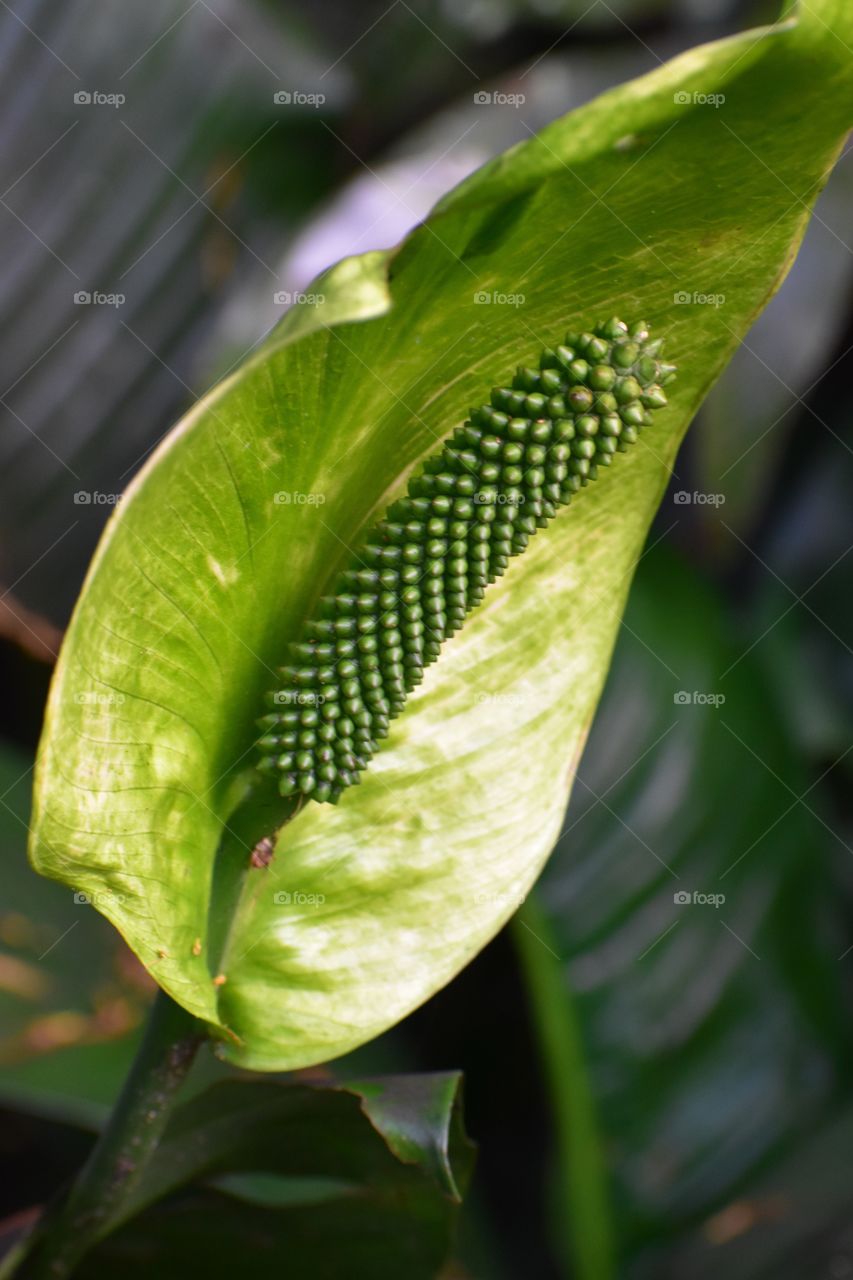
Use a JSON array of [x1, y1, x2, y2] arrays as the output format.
[[0, 0, 851, 1276]]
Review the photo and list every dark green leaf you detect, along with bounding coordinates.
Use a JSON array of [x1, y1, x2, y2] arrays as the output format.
[[531, 548, 850, 1258], [79, 1073, 474, 1279]]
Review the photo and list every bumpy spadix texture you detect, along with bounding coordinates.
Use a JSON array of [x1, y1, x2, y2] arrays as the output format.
[[257, 317, 676, 804]]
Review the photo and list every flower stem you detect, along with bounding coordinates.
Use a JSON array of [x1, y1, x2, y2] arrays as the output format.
[[513, 896, 617, 1280], [1, 988, 204, 1279]]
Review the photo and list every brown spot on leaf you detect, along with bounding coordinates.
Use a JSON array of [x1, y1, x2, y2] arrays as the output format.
[[250, 835, 275, 869]]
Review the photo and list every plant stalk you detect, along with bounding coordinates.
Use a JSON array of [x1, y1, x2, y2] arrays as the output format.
[[513, 895, 617, 1280], [0, 988, 203, 1280]]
